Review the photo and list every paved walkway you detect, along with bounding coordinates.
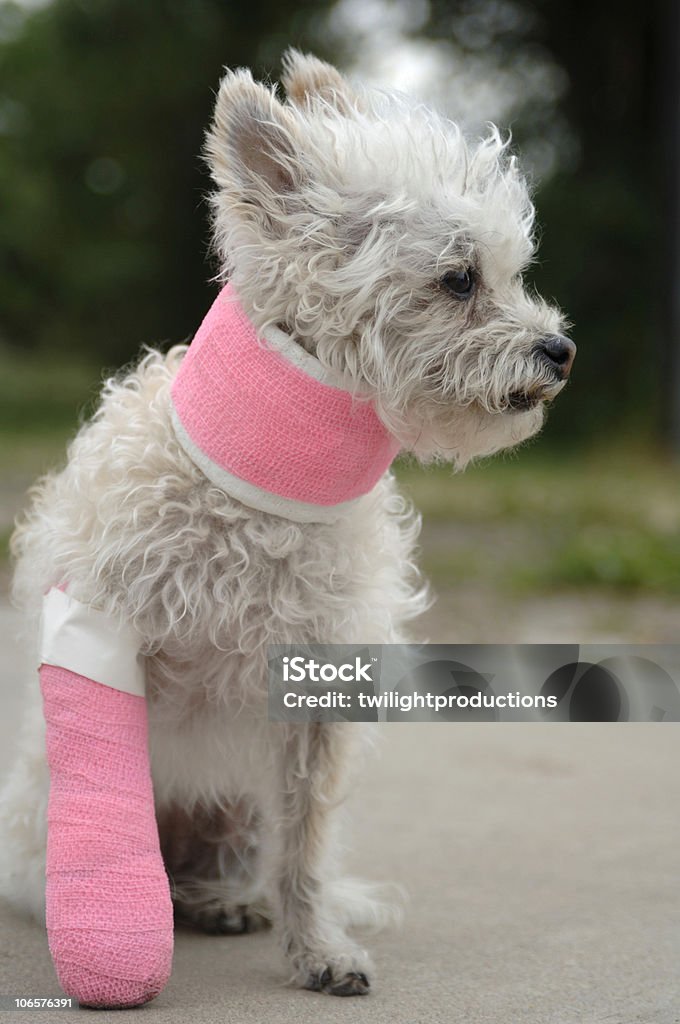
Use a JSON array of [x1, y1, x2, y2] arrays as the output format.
[[0, 597, 679, 1022]]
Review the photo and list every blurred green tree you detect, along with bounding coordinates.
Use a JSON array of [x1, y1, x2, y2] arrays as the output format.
[[0, 0, 665, 446], [0, 0, 333, 364], [526, 0, 662, 443]]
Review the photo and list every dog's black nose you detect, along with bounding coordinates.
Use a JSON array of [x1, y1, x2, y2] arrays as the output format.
[[534, 334, 576, 379]]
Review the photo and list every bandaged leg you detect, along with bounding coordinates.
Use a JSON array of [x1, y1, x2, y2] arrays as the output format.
[[39, 588, 173, 1008]]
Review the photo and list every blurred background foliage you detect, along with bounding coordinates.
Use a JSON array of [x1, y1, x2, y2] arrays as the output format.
[[1, 0, 678, 623], [0, 0, 331, 364], [0, 0, 666, 439]]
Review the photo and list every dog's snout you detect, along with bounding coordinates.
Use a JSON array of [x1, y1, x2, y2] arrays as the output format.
[[534, 334, 576, 379]]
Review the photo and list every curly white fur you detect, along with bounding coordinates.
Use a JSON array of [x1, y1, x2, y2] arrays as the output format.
[[0, 50, 569, 997]]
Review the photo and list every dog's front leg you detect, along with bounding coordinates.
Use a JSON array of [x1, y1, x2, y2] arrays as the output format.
[[273, 722, 371, 997]]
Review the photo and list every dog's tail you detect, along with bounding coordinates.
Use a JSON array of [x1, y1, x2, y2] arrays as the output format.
[[327, 875, 406, 934]]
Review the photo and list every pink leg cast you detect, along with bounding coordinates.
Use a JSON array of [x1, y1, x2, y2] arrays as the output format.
[[41, 664, 173, 1008]]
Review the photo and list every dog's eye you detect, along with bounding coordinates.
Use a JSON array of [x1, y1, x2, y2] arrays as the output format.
[[440, 268, 475, 299]]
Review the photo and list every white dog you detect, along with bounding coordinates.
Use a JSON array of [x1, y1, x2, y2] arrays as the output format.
[[0, 51, 573, 999]]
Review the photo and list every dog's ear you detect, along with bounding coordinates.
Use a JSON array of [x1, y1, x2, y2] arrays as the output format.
[[205, 68, 304, 196], [281, 49, 359, 115]]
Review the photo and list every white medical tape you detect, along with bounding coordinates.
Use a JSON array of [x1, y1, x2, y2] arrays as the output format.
[[39, 588, 146, 697]]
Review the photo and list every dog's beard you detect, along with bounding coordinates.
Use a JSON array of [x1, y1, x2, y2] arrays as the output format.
[[389, 392, 547, 465], [506, 378, 566, 413]]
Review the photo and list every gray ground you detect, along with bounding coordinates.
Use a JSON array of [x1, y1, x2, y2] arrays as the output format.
[[1, 481, 679, 1023]]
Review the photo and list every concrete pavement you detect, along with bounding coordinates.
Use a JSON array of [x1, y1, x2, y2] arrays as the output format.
[[0, 601, 679, 1023]]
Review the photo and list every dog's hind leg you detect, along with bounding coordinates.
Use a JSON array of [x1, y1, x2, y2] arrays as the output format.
[[272, 723, 372, 997], [158, 799, 271, 934]]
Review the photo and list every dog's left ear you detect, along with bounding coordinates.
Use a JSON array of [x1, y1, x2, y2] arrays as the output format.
[[205, 67, 304, 198], [281, 49, 360, 115]]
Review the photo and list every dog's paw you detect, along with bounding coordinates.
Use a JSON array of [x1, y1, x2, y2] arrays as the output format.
[[306, 967, 370, 997], [293, 949, 372, 996], [175, 902, 271, 935]]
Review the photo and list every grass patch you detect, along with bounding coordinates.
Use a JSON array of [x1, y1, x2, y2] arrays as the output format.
[[523, 527, 680, 594], [0, 349, 107, 478], [0, 347, 102, 474], [395, 446, 680, 596], [394, 446, 680, 531], [0, 347, 102, 437]]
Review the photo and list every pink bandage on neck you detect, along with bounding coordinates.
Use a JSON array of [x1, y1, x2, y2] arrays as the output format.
[[170, 285, 400, 523]]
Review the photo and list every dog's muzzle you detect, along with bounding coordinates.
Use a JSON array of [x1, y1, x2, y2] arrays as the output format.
[[507, 336, 575, 412]]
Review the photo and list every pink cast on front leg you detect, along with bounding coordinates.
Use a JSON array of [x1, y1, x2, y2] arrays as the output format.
[[41, 663, 173, 1008]]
